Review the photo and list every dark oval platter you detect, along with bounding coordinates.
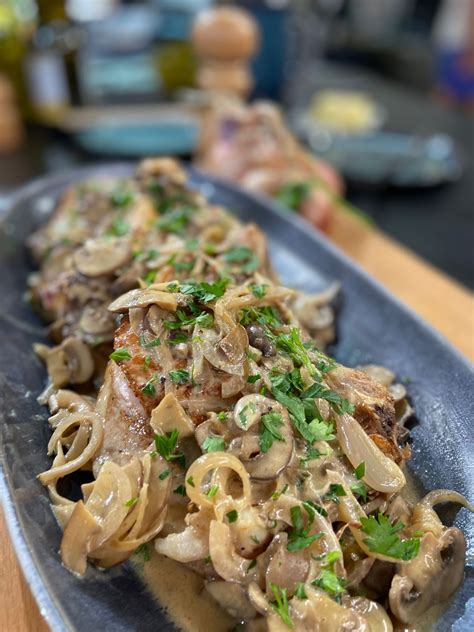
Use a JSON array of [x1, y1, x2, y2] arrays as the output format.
[[0, 164, 472, 631]]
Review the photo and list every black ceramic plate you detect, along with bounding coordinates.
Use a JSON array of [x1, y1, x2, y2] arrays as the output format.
[[0, 165, 472, 632]]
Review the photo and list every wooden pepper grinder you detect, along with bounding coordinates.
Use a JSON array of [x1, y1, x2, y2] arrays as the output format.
[[0, 74, 24, 153], [192, 7, 260, 98]]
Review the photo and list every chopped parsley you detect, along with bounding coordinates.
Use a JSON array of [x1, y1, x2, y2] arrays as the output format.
[[360, 513, 422, 561], [311, 550, 347, 600], [173, 485, 186, 496], [141, 374, 158, 397], [153, 429, 185, 468], [164, 307, 214, 331], [206, 484, 219, 498], [224, 247, 259, 273], [355, 462, 366, 479], [307, 418, 335, 442], [169, 369, 190, 384], [180, 278, 229, 303], [156, 206, 193, 234], [324, 484, 346, 504], [109, 347, 131, 362], [158, 469, 170, 480], [260, 411, 285, 453], [110, 189, 134, 207], [240, 305, 282, 329], [108, 217, 130, 236], [139, 334, 161, 348], [247, 559, 257, 572], [247, 373, 261, 384], [294, 583, 307, 600], [269, 583, 293, 628], [186, 476, 195, 487], [202, 436, 226, 453], [249, 283, 267, 298], [271, 483, 288, 500], [217, 411, 227, 421], [144, 355, 152, 368], [287, 505, 323, 552], [124, 497, 138, 507], [226, 509, 238, 523], [167, 331, 188, 345], [351, 481, 368, 502], [142, 270, 157, 285]]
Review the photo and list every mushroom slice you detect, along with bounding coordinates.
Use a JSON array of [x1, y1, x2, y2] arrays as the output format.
[[389, 527, 466, 623], [264, 533, 310, 597], [233, 395, 294, 481], [150, 392, 195, 438], [108, 288, 178, 313], [74, 237, 131, 277], [61, 337, 95, 383]]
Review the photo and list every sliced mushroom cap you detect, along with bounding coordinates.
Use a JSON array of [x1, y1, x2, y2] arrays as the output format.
[[389, 527, 466, 623], [79, 304, 116, 338], [74, 237, 132, 277], [264, 533, 310, 597], [232, 395, 294, 481], [42, 337, 94, 387], [108, 288, 178, 313], [150, 392, 195, 438], [61, 337, 95, 383]]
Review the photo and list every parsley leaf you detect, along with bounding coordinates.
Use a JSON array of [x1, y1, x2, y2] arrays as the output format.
[[269, 583, 293, 628], [351, 481, 368, 502], [169, 369, 190, 384], [355, 462, 366, 479], [312, 569, 347, 598], [260, 411, 285, 453], [173, 485, 186, 496], [108, 217, 130, 237], [226, 509, 238, 523], [139, 334, 161, 348], [294, 582, 308, 599], [324, 483, 346, 504], [153, 430, 185, 468], [158, 469, 170, 480], [287, 506, 323, 552], [307, 418, 335, 442], [224, 247, 259, 273], [180, 278, 229, 303], [360, 513, 421, 561], [156, 206, 193, 234], [141, 374, 158, 397], [206, 484, 219, 498], [109, 347, 131, 362], [249, 283, 267, 298], [247, 373, 261, 384], [124, 497, 138, 507], [202, 436, 226, 453], [110, 189, 134, 208]]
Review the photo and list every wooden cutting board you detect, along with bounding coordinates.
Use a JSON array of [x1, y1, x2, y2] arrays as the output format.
[[1, 211, 472, 632]]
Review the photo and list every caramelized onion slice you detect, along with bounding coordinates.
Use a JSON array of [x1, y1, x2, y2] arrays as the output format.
[[336, 414, 405, 493]]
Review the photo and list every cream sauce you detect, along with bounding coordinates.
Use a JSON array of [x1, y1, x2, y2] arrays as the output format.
[[136, 549, 237, 632], [138, 470, 452, 632]]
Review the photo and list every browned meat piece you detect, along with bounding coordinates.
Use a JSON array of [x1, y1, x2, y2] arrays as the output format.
[[326, 365, 404, 461]]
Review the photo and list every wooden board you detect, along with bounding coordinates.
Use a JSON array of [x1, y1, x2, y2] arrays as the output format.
[[1, 212, 472, 631]]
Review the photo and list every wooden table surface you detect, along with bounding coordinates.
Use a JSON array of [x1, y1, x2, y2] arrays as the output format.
[[1, 209, 473, 632]]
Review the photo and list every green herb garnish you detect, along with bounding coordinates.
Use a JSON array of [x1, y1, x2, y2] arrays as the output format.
[[153, 429, 185, 468], [360, 513, 422, 561], [109, 347, 131, 362], [202, 436, 226, 453]]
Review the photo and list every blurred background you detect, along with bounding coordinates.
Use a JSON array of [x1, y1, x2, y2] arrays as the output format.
[[0, 0, 473, 288]]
